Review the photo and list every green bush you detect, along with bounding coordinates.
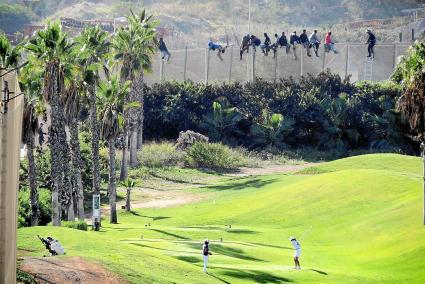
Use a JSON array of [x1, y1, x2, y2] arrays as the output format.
[[17, 269, 36, 284], [18, 187, 52, 228], [138, 142, 185, 168], [186, 142, 243, 170], [62, 220, 88, 231]]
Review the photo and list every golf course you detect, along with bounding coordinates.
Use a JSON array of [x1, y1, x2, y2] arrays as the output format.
[[17, 153, 425, 283]]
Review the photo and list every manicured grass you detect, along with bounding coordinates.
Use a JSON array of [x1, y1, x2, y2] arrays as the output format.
[[18, 154, 425, 283]]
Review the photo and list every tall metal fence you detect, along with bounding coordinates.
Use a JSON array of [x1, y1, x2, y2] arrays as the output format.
[[145, 43, 411, 85]]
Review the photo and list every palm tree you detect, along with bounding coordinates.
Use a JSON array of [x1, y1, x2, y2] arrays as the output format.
[[19, 63, 43, 226], [395, 40, 425, 224], [121, 178, 136, 212], [98, 76, 132, 224], [25, 21, 75, 226], [250, 110, 294, 149], [76, 26, 111, 222], [113, 10, 158, 173], [64, 83, 85, 220]]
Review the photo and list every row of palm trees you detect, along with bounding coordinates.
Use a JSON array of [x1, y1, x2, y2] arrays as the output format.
[[0, 10, 157, 226]]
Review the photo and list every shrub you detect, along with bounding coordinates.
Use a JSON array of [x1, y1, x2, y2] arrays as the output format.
[[185, 142, 243, 170], [62, 220, 88, 231], [138, 142, 185, 168], [18, 187, 52, 228]]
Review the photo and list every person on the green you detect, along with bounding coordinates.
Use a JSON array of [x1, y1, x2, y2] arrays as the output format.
[[202, 239, 212, 273], [289, 236, 301, 270]]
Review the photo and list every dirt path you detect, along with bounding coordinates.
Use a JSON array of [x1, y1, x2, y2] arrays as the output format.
[[225, 163, 317, 177], [19, 256, 128, 284]]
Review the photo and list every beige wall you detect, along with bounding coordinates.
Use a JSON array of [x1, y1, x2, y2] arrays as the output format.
[[0, 70, 24, 284]]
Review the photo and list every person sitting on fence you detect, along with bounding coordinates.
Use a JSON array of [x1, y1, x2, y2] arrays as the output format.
[[309, 30, 321, 57], [240, 34, 251, 60], [250, 35, 261, 52], [366, 29, 376, 59], [261, 33, 271, 56], [208, 39, 227, 61], [279, 32, 290, 54], [300, 29, 311, 57], [290, 31, 301, 60], [158, 37, 171, 62], [324, 31, 338, 54], [271, 33, 280, 58]]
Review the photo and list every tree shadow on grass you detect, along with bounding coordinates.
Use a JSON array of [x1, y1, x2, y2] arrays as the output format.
[[308, 269, 328, 275], [219, 268, 293, 283], [180, 226, 257, 235], [184, 243, 264, 262], [204, 178, 277, 191], [149, 229, 190, 240], [251, 242, 292, 250], [174, 256, 201, 263], [130, 243, 193, 254], [129, 211, 171, 221]]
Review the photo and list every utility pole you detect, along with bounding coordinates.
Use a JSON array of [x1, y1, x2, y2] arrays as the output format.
[[248, 0, 251, 34]]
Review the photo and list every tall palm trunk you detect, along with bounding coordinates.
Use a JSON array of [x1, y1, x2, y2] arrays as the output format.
[[136, 72, 145, 150], [108, 138, 117, 224], [120, 130, 129, 181], [26, 132, 38, 226], [46, 61, 65, 226], [125, 187, 131, 212], [129, 72, 144, 167], [69, 120, 84, 220], [89, 86, 101, 221]]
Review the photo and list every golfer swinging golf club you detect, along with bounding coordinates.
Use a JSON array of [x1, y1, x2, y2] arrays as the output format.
[[289, 236, 301, 270], [202, 239, 212, 273]]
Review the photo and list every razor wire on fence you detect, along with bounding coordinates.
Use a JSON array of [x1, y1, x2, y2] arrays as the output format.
[[144, 43, 411, 85]]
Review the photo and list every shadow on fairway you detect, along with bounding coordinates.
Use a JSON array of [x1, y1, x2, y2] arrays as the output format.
[[185, 243, 264, 262], [129, 211, 171, 221], [308, 269, 328, 275], [205, 178, 277, 191], [251, 242, 292, 250], [180, 226, 257, 234], [208, 273, 232, 284], [174, 256, 201, 263], [149, 229, 190, 240], [220, 268, 293, 283]]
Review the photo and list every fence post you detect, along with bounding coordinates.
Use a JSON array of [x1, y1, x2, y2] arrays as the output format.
[[412, 29, 415, 42], [251, 47, 256, 82], [300, 47, 304, 77], [159, 53, 164, 82], [274, 54, 278, 82], [393, 43, 398, 69], [205, 48, 210, 85], [322, 48, 326, 72], [228, 47, 233, 83], [344, 44, 349, 79], [246, 46, 250, 82], [399, 32, 402, 43], [183, 46, 188, 81]]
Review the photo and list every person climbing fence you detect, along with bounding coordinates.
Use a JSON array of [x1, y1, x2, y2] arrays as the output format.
[[240, 34, 250, 60], [208, 39, 228, 61], [279, 32, 290, 54], [324, 31, 338, 54], [300, 29, 311, 57], [158, 37, 171, 62], [309, 30, 321, 57], [290, 31, 301, 60], [366, 29, 376, 59], [261, 33, 271, 56], [250, 35, 261, 52]]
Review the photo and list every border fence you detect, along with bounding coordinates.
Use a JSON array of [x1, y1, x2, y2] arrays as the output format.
[[144, 43, 411, 85]]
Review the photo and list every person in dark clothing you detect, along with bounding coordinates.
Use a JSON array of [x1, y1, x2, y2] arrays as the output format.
[[309, 30, 321, 57], [202, 239, 212, 273], [300, 29, 311, 57], [271, 33, 280, 58], [261, 33, 271, 56], [158, 37, 171, 62], [240, 34, 251, 60], [366, 29, 376, 58], [290, 31, 301, 60], [279, 32, 289, 54], [250, 35, 261, 51]]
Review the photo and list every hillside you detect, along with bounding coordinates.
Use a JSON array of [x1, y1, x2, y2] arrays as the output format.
[[17, 154, 425, 283], [1, 0, 423, 44]]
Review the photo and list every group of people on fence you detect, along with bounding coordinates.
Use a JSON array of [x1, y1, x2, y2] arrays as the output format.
[[158, 29, 377, 63]]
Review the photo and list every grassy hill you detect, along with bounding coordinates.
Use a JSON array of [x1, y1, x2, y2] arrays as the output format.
[[18, 154, 425, 283]]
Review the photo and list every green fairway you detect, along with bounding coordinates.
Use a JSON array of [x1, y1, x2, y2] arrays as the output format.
[[18, 154, 425, 283]]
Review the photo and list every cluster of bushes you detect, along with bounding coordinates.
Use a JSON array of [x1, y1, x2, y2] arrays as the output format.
[[62, 220, 88, 231], [18, 187, 51, 228], [144, 72, 415, 156]]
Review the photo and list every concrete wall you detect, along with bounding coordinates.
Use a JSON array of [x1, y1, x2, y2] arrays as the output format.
[[0, 70, 23, 284]]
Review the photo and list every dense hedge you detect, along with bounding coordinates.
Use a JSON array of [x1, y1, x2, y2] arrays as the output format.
[[144, 72, 415, 155]]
